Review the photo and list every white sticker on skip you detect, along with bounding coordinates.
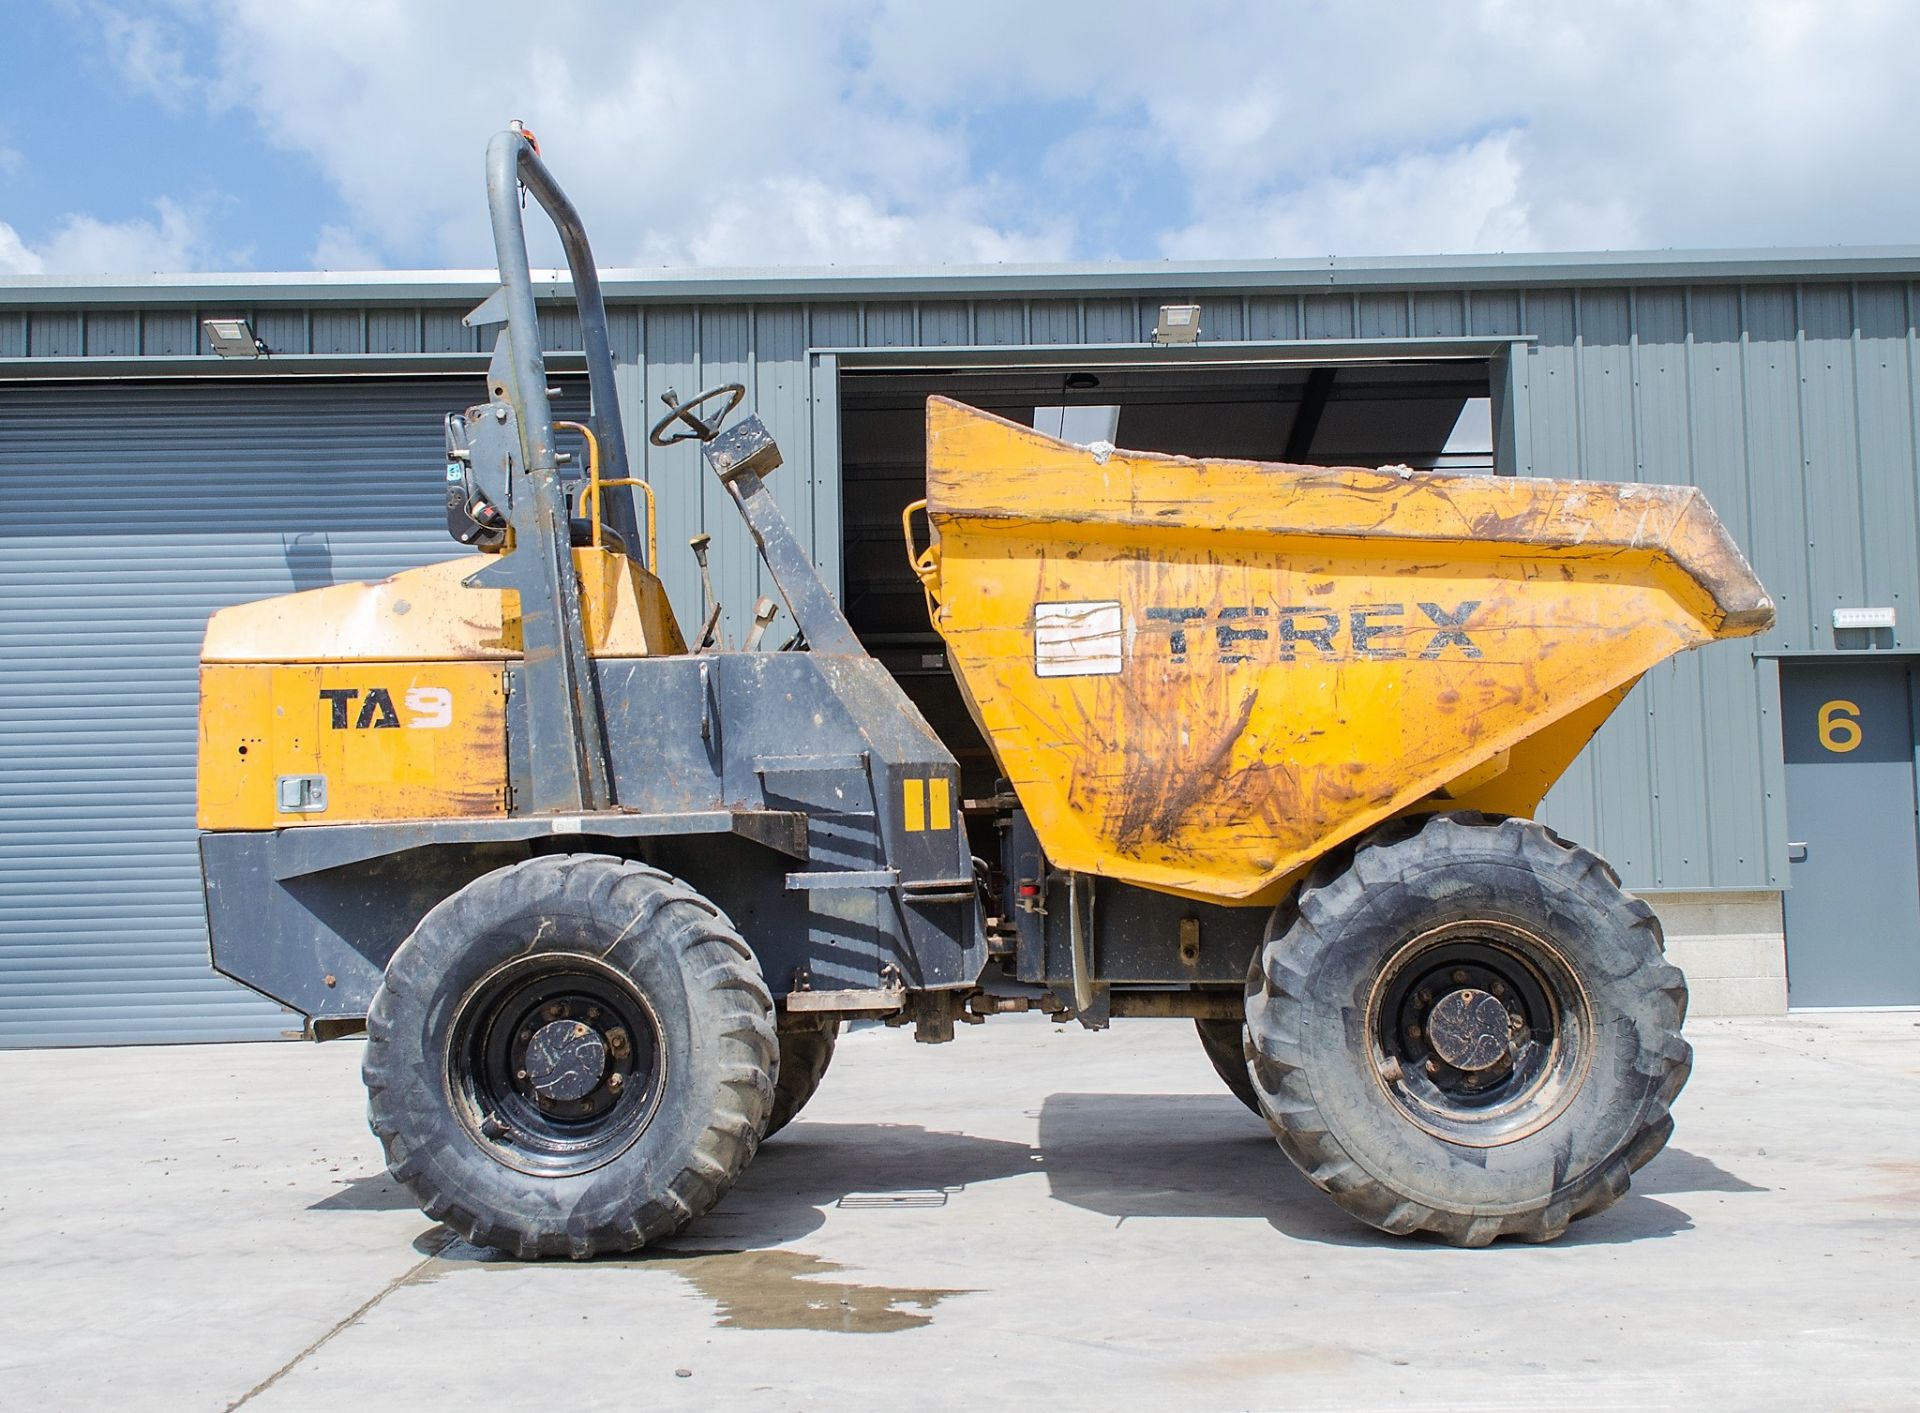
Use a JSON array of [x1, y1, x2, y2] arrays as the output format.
[[1034, 600, 1124, 677]]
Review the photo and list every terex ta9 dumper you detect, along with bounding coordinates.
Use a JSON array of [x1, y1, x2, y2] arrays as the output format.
[[196, 131, 1773, 1254]]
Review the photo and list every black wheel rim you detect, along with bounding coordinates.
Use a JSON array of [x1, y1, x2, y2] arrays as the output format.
[[448, 954, 666, 1177], [1366, 920, 1591, 1148]]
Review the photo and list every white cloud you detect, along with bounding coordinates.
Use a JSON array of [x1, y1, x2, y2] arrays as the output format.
[[0, 197, 221, 275], [309, 221, 380, 271], [149, 0, 1071, 271], [67, 0, 196, 108], [1160, 132, 1547, 261], [51, 0, 1920, 270]]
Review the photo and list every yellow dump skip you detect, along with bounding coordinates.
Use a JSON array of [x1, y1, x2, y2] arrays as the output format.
[[918, 397, 1772, 905]]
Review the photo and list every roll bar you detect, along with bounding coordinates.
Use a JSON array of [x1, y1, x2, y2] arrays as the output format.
[[483, 128, 641, 554]]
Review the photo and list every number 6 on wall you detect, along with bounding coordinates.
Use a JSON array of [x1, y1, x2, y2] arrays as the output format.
[[1817, 698, 1862, 753]]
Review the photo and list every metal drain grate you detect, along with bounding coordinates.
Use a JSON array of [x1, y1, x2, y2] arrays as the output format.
[[835, 1189, 951, 1209]]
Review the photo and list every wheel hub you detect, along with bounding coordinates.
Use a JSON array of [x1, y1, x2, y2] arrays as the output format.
[[524, 1019, 607, 1101], [449, 956, 666, 1178], [1367, 920, 1592, 1147], [1425, 987, 1512, 1072]]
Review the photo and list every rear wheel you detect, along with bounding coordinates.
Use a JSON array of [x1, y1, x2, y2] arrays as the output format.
[[764, 1020, 838, 1139], [1246, 812, 1689, 1246], [1194, 1018, 1261, 1115], [364, 854, 775, 1259]]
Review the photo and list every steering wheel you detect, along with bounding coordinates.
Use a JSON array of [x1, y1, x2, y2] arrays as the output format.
[[649, 383, 746, 447]]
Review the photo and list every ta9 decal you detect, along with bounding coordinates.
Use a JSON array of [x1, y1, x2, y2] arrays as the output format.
[[318, 686, 454, 730]]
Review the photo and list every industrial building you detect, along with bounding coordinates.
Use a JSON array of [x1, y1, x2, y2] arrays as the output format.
[[4, 247, 1919, 1044]]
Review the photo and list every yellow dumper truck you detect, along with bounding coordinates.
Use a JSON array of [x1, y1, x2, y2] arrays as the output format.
[[196, 131, 1772, 1255]]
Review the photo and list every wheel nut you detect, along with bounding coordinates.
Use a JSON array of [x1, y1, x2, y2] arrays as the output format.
[[1408, 1024, 1423, 1039], [545, 1002, 563, 1020], [607, 1072, 624, 1093], [516, 1068, 528, 1080], [1425, 1059, 1439, 1075], [587, 1006, 601, 1021], [1379, 1056, 1404, 1082], [606, 1028, 630, 1059], [1451, 969, 1468, 984]]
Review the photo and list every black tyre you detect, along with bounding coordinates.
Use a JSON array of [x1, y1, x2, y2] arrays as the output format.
[[1194, 1018, 1261, 1115], [764, 1020, 839, 1139], [1246, 812, 1689, 1247], [364, 854, 776, 1259]]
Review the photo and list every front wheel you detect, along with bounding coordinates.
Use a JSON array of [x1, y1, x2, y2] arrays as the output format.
[[364, 854, 776, 1259], [1247, 812, 1689, 1246]]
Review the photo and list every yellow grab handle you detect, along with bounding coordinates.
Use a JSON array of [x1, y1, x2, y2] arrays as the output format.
[[901, 498, 943, 619], [558, 419, 658, 568]]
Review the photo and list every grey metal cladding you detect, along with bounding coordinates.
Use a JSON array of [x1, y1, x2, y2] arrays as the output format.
[[5, 258, 1919, 991], [0, 375, 583, 1046]]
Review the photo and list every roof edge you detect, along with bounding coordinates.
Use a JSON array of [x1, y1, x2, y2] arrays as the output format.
[[2, 246, 1917, 307]]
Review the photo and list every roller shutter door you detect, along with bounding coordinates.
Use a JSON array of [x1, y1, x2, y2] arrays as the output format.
[[0, 376, 582, 1046]]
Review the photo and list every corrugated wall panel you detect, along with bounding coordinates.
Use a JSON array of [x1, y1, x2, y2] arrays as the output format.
[[1084, 299, 1134, 342], [254, 309, 308, 356], [28, 312, 80, 357], [1247, 296, 1298, 341], [310, 309, 362, 355], [699, 304, 769, 644], [0, 376, 573, 1047], [142, 311, 196, 355], [639, 304, 705, 634], [1799, 285, 1865, 643], [1357, 293, 1409, 339], [84, 311, 137, 356], [1303, 294, 1352, 339], [1413, 291, 1467, 338], [921, 302, 970, 346], [1030, 301, 1078, 344], [1741, 285, 1812, 648], [975, 301, 1023, 345], [1530, 279, 1920, 890], [1686, 288, 1775, 886], [1199, 298, 1243, 341], [1855, 284, 1918, 638]]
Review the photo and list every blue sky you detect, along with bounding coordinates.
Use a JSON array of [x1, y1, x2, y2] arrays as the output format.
[[3, 1, 1918, 276]]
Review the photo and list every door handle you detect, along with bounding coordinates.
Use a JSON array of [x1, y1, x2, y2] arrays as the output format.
[[1787, 842, 1808, 863]]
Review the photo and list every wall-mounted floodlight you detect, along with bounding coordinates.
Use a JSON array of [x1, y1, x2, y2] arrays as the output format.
[[1152, 304, 1202, 345], [1833, 606, 1896, 630], [203, 317, 268, 358]]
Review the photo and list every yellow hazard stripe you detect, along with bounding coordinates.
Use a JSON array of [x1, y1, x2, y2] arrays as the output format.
[[902, 776, 954, 832]]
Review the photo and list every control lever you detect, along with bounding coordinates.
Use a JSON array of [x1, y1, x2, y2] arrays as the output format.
[[689, 533, 724, 651], [745, 596, 781, 652]]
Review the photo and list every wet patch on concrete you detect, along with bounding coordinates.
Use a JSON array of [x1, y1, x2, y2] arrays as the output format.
[[647, 1247, 973, 1333], [415, 1231, 974, 1333]]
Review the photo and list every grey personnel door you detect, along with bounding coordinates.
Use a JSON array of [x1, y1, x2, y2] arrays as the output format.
[[1780, 660, 1920, 1006]]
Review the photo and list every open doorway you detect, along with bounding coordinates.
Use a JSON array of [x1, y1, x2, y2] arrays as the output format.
[[836, 357, 1496, 799]]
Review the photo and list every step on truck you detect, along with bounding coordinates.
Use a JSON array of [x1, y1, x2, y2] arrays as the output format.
[[196, 128, 1774, 1255]]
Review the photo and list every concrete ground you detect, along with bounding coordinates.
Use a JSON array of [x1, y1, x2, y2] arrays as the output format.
[[0, 1014, 1914, 1411]]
